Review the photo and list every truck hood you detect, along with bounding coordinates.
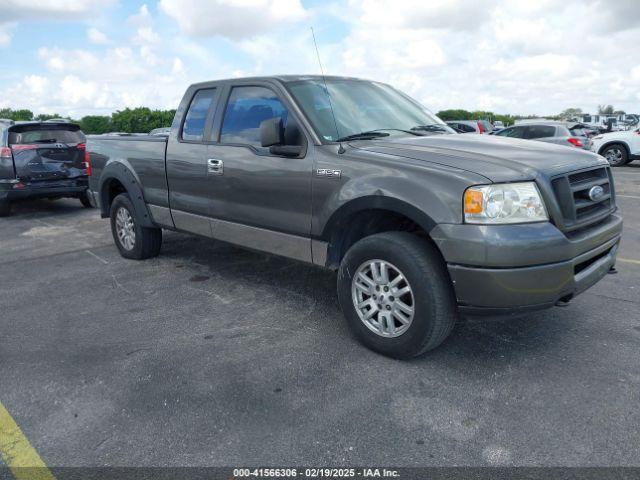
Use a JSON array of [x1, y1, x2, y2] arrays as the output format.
[[352, 133, 608, 183]]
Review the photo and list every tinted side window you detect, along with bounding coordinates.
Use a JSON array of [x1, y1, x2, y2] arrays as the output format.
[[182, 88, 217, 141], [497, 126, 525, 138], [221, 86, 288, 147], [460, 123, 476, 133], [526, 125, 556, 139]]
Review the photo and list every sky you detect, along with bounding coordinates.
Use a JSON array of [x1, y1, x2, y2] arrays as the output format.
[[0, 0, 639, 118]]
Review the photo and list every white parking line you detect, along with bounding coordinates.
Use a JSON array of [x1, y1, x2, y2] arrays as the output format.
[[85, 250, 109, 265]]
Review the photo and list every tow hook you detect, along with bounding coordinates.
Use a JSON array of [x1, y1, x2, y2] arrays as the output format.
[[555, 294, 573, 307]]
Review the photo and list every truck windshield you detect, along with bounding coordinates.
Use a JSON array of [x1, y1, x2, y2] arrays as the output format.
[[287, 79, 453, 142]]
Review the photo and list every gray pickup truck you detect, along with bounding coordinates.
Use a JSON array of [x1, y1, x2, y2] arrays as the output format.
[[87, 76, 622, 358]]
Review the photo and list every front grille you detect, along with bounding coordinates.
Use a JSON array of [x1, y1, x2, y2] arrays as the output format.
[[550, 166, 615, 233]]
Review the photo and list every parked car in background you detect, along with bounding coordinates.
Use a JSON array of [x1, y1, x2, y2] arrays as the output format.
[[590, 128, 640, 166], [493, 120, 505, 132], [0, 120, 92, 216], [150, 127, 171, 136], [86, 75, 620, 358], [445, 120, 493, 134], [494, 122, 590, 150]]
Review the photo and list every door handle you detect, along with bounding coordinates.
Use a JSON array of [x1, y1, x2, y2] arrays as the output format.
[[207, 158, 223, 175]]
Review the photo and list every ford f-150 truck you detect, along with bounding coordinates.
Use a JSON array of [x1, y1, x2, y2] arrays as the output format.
[[87, 76, 622, 358]]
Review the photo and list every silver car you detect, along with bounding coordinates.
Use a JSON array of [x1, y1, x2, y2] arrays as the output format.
[[494, 122, 590, 150]]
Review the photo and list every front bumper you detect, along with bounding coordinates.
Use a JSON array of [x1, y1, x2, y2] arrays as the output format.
[[431, 213, 623, 315]]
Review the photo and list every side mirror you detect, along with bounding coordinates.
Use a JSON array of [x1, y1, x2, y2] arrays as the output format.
[[259, 116, 304, 157], [260, 117, 284, 147]]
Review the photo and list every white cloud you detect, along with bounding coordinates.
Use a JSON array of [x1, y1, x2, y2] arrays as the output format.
[[87, 27, 109, 45], [23, 75, 49, 95], [159, 0, 309, 39], [1, 0, 111, 23], [1, 0, 639, 118], [134, 26, 160, 45], [0, 29, 12, 47]]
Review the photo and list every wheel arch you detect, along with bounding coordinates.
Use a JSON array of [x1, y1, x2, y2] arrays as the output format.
[[598, 140, 631, 156], [320, 196, 441, 269], [98, 161, 155, 227]]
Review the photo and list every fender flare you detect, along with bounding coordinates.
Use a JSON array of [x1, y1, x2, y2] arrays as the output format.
[[320, 195, 437, 241], [98, 161, 155, 227]]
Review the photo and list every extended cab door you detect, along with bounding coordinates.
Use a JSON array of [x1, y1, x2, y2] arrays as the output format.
[[205, 82, 313, 262], [166, 87, 220, 236]]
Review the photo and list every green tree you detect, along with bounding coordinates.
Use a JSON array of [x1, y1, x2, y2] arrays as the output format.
[[79, 115, 113, 134], [598, 105, 615, 115], [0, 108, 34, 121], [436, 109, 472, 121], [34, 113, 66, 121], [111, 107, 176, 133], [559, 108, 582, 120]]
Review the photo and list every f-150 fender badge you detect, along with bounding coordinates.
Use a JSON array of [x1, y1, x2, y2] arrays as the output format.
[[316, 168, 342, 178]]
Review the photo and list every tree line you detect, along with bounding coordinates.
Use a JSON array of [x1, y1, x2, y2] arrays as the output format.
[[1, 105, 628, 134], [0, 107, 176, 134]]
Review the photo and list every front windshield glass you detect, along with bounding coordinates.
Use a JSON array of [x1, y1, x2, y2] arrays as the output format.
[[287, 79, 454, 141]]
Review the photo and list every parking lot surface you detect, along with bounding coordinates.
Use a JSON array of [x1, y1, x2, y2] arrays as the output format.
[[0, 166, 639, 468]]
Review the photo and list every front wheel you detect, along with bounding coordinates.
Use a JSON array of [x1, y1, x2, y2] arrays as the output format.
[[337, 232, 458, 359], [601, 144, 629, 167], [110, 193, 162, 260]]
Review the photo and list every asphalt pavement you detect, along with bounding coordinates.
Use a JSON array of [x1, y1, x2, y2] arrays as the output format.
[[0, 166, 639, 468]]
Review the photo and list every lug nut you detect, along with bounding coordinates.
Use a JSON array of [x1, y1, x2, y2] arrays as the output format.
[[384, 286, 389, 292], [386, 305, 391, 310]]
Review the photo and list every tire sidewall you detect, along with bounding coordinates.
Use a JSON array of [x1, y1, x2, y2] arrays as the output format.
[[337, 235, 444, 358], [110, 194, 144, 259], [603, 145, 628, 166], [0, 200, 10, 217]]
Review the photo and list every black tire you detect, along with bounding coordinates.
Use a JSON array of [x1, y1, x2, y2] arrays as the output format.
[[337, 231, 458, 359], [110, 193, 162, 260], [601, 144, 629, 167], [79, 189, 94, 208], [0, 200, 10, 217]]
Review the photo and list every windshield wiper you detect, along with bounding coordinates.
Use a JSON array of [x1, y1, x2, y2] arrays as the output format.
[[335, 128, 424, 142], [335, 131, 391, 142], [410, 124, 449, 133]]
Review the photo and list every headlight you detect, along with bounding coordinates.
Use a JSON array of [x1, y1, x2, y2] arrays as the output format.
[[464, 182, 548, 224]]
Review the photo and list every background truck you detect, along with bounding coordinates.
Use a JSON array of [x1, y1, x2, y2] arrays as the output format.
[[0, 120, 93, 216], [87, 76, 622, 358]]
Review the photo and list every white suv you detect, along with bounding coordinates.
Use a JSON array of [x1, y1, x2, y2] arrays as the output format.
[[590, 128, 640, 166]]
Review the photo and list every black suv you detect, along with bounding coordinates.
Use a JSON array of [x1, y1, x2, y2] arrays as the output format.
[[0, 120, 93, 216]]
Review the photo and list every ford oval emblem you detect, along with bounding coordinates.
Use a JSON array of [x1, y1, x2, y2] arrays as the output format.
[[588, 185, 604, 201]]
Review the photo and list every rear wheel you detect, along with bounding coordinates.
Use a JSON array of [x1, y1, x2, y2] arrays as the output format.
[[337, 231, 458, 359], [0, 200, 10, 217], [601, 144, 629, 167], [79, 189, 94, 208], [110, 193, 162, 260]]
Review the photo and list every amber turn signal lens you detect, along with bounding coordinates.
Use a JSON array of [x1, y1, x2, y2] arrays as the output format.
[[464, 189, 483, 214]]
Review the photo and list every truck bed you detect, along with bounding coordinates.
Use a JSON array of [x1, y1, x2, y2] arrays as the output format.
[[87, 134, 169, 212]]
